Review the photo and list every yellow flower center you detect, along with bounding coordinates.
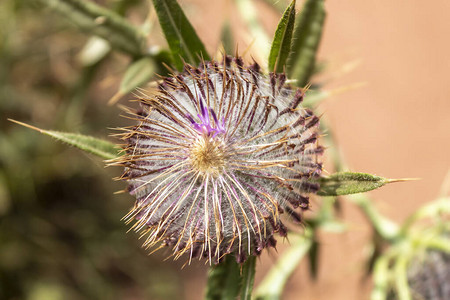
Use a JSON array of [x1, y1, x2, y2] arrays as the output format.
[[189, 136, 227, 176]]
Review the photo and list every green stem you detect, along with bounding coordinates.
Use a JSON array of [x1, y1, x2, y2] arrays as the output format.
[[42, 0, 147, 57], [394, 254, 411, 300], [254, 232, 312, 300], [205, 256, 257, 300], [400, 197, 450, 233], [412, 234, 450, 252], [349, 194, 400, 242], [240, 256, 257, 300], [371, 255, 390, 300], [205, 257, 241, 300]]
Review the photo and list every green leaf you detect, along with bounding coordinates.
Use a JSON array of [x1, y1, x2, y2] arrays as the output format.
[[9, 120, 119, 160], [109, 56, 157, 105], [268, 0, 296, 73], [43, 0, 146, 57], [317, 172, 400, 196], [221, 21, 234, 55], [287, 0, 326, 86], [205, 256, 242, 300], [120, 56, 156, 94], [254, 232, 312, 300], [152, 0, 210, 70]]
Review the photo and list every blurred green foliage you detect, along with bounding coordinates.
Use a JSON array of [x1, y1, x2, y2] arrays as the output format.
[[0, 1, 205, 299]]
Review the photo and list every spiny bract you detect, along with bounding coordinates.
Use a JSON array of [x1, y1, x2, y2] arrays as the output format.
[[115, 56, 323, 264]]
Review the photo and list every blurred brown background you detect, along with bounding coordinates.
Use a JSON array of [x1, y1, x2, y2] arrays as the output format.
[[298, 1, 450, 298], [186, 0, 450, 299], [1, 0, 449, 299]]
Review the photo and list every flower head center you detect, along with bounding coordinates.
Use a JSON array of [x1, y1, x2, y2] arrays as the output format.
[[189, 136, 227, 176]]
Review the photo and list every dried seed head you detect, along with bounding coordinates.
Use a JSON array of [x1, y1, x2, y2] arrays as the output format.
[[115, 56, 323, 264]]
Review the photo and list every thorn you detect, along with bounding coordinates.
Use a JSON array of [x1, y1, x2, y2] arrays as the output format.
[[8, 119, 44, 133], [387, 178, 420, 183], [108, 91, 124, 106], [328, 82, 367, 97]]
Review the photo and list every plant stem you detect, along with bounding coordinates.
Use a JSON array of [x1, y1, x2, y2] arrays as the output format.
[[42, 0, 147, 57], [205, 256, 241, 300], [394, 254, 411, 300], [205, 255, 257, 300], [371, 254, 390, 300], [240, 256, 257, 300], [254, 232, 313, 300], [349, 194, 400, 242]]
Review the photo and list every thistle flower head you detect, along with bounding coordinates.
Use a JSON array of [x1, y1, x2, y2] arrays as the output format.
[[116, 56, 323, 264]]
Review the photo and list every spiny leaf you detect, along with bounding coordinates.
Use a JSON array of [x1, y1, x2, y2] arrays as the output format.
[[152, 0, 210, 70], [287, 0, 325, 86], [268, 0, 296, 73], [9, 120, 119, 160], [317, 172, 407, 196], [43, 0, 146, 57]]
